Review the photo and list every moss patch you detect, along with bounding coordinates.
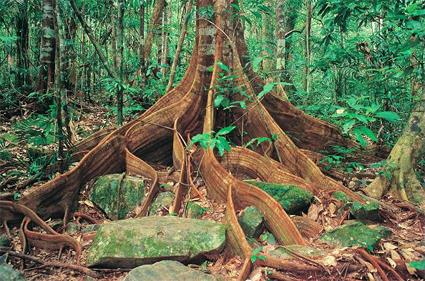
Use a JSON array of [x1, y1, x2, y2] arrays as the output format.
[[238, 206, 264, 238], [90, 174, 145, 220], [245, 180, 313, 214], [321, 221, 391, 251], [332, 191, 380, 221]]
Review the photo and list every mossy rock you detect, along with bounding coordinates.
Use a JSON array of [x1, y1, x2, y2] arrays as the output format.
[[333, 191, 380, 221], [149, 191, 175, 215], [87, 216, 226, 268], [238, 206, 264, 238], [124, 260, 219, 281], [269, 245, 323, 259], [0, 234, 11, 247], [321, 221, 391, 251], [185, 202, 207, 219], [0, 263, 26, 281], [89, 173, 145, 220], [245, 180, 313, 214]]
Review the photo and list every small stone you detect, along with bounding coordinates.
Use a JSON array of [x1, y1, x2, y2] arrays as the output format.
[[245, 180, 313, 214], [66, 222, 80, 234], [332, 191, 380, 221], [87, 216, 226, 268], [81, 224, 100, 233], [238, 206, 264, 238], [124, 260, 218, 281], [185, 202, 207, 219], [0, 263, 26, 281], [149, 191, 174, 215], [321, 221, 391, 251], [0, 234, 11, 247]]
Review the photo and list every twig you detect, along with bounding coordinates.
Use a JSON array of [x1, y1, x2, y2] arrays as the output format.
[[0, 248, 99, 278]]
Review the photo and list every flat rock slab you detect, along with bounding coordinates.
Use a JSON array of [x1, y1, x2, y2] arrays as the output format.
[[87, 216, 226, 268], [124, 260, 219, 281]]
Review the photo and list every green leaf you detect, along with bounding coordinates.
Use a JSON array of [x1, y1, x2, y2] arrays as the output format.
[[409, 260, 425, 270], [214, 95, 225, 108], [216, 126, 236, 136], [375, 111, 401, 123], [257, 83, 276, 99], [217, 61, 230, 72]]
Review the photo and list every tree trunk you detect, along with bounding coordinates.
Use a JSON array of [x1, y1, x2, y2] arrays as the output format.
[[38, 0, 57, 92], [53, 0, 64, 170], [364, 90, 425, 208], [303, 0, 312, 94], [15, 0, 31, 88], [143, 0, 165, 69], [160, 0, 171, 78], [116, 0, 125, 125], [166, 0, 192, 92]]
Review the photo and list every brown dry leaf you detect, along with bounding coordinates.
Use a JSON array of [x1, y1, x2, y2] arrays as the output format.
[[383, 242, 398, 251], [390, 249, 402, 261], [79, 199, 94, 208], [322, 255, 337, 266], [367, 272, 376, 281], [386, 257, 397, 268], [307, 203, 321, 221], [406, 263, 417, 275], [400, 248, 416, 261], [328, 202, 337, 216]]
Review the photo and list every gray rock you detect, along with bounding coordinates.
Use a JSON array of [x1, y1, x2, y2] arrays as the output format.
[[66, 222, 80, 234], [0, 263, 26, 281], [86, 216, 226, 268], [89, 173, 145, 220], [238, 206, 264, 238], [124, 260, 218, 281]]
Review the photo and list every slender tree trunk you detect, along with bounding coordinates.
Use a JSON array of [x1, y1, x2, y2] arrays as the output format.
[[303, 0, 312, 94], [116, 0, 125, 125], [53, 0, 64, 171], [69, 0, 117, 79], [143, 0, 165, 71], [160, 0, 171, 78], [15, 0, 30, 88], [62, 17, 77, 144], [139, 2, 145, 75], [38, 0, 57, 92], [261, 7, 273, 73], [166, 0, 192, 92]]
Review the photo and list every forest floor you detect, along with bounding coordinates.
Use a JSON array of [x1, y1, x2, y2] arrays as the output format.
[[1, 104, 425, 281]]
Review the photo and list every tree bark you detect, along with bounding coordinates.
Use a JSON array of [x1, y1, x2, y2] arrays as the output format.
[[143, 0, 165, 69], [16, 0, 31, 88], [38, 0, 57, 92], [166, 0, 192, 92], [303, 0, 312, 94], [364, 90, 425, 208], [116, 0, 125, 125]]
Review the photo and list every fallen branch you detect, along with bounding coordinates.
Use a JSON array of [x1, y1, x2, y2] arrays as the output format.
[[0, 248, 99, 278]]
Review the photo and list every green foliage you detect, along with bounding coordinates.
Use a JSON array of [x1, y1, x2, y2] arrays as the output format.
[[409, 259, 425, 270], [331, 96, 401, 147], [190, 126, 235, 156], [250, 246, 266, 263]]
